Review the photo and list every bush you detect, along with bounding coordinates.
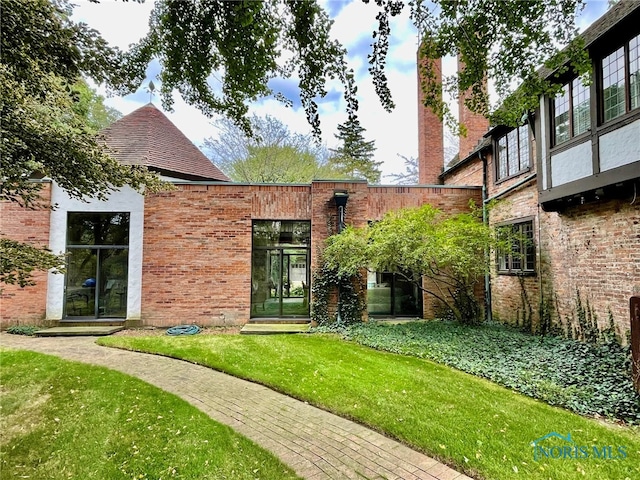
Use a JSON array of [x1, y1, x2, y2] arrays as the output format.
[[331, 320, 640, 424], [6, 325, 40, 336]]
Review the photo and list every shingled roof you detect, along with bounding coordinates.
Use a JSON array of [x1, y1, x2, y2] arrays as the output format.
[[100, 103, 229, 181]]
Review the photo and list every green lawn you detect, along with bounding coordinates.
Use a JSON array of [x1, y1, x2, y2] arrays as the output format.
[[0, 349, 300, 480], [98, 333, 640, 480]]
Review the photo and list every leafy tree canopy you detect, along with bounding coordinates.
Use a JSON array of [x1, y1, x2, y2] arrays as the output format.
[[328, 116, 381, 183], [0, 0, 164, 286], [122, 0, 590, 134], [203, 114, 345, 183], [71, 79, 123, 132]]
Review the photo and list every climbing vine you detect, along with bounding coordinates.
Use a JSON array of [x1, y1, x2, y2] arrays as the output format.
[[310, 261, 365, 326]]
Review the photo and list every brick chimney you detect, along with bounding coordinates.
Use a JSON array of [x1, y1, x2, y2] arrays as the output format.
[[457, 55, 489, 161], [417, 53, 444, 185]]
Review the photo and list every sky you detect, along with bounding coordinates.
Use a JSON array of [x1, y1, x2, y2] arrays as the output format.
[[72, 0, 610, 182]]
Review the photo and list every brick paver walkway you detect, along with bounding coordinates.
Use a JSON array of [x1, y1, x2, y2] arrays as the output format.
[[1, 334, 473, 480]]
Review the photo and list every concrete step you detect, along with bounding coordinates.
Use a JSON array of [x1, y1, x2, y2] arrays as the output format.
[[248, 318, 311, 325], [35, 326, 124, 337], [240, 323, 310, 335]]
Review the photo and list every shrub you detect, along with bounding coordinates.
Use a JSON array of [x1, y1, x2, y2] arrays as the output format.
[[6, 325, 40, 336]]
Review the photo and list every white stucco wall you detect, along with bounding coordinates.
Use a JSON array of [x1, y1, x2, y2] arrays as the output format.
[[539, 97, 548, 190], [550, 140, 592, 187], [599, 119, 640, 171], [46, 184, 145, 320]]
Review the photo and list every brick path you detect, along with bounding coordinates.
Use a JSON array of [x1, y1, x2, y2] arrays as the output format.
[[1, 334, 473, 480]]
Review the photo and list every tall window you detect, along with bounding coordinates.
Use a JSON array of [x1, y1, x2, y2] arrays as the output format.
[[497, 220, 535, 275], [601, 34, 640, 123], [602, 47, 626, 122], [65, 213, 129, 318], [552, 77, 591, 145], [251, 221, 310, 318], [630, 34, 640, 111], [496, 125, 530, 181]]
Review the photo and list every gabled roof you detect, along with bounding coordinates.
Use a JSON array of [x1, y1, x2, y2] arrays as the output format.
[[100, 103, 229, 182]]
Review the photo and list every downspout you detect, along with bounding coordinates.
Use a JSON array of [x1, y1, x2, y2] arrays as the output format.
[[333, 190, 349, 323], [481, 152, 493, 322]]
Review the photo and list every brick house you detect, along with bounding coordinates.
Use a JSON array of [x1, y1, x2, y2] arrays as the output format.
[[1, 104, 480, 328], [429, 1, 640, 339]]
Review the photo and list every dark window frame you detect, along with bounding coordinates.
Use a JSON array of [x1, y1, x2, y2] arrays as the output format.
[[551, 77, 592, 147], [495, 124, 532, 183], [496, 218, 536, 276], [600, 33, 640, 125]]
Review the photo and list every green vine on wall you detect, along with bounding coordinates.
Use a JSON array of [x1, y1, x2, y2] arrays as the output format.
[[311, 261, 365, 326]]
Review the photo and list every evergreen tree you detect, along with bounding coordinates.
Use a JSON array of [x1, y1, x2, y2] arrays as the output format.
[[329, 116, 382, 183]]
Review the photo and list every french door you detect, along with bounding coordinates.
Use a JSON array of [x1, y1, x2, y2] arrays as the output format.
[[251, 221, 310, 318], [64, 213, 129, 319]]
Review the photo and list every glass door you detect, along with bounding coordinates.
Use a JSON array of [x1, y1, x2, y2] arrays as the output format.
[[65, 248, 128, 318], [64, 212, 129, 319], [251, 221, 310, 318]]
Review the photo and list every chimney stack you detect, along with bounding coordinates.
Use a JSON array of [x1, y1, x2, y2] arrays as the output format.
[[417, 53, 444, 185], [457, 55, 489, 161]]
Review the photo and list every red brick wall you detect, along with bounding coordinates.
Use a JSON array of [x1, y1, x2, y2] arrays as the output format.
[[141, 183, 315, 327], [0, 183, 52, 326], [0, 180, 485, 327], [540, 199, 640, 340], [441, 156, 484, 187], [488, 183, 541, 329], [457, 56, 489, 161], [417, 55, 444, 185], [444, 145, 638, 340]]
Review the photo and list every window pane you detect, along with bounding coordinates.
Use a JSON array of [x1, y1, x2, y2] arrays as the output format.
[[554, 84, 570, 144], [522, 222, 535, 271], [518, 125, 530, 171], [497, 136, 508, 179], [67, 213, 130, 246], [630, 34, 640, 111], [572, 77, 591, 136], [507, 130, 519, 176], [602, 47, 626, 122], [497, 221, 535, 274], [253, 221, 310, 247]]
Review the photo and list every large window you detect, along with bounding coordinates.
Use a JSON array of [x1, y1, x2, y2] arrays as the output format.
[[497, 220, 535, 275], [367, 271, 422, 317], [65, 213, 129, 318], [552, 77, 591, 145], [251, 221, 310, 318], [601, 33, 640, 123], [496, 125, 530, 181]]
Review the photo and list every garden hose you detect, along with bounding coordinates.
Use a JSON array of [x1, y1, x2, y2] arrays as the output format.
[[166, 325, 201, 336]]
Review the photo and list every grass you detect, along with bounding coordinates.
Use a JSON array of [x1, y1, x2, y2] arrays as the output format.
[[98, 333, 640, 480], [336, 320, 640, 424], [0, 349, 300, 480]]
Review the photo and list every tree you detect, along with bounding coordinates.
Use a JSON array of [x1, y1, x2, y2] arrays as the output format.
[[386, 155, 419, 185], [71, 80, 123, 132], [203, 115, 344, 183], [0, 0, 164, 287], [328, 116, 381, 183], [122, 0, 590, 134], [322, 204, 500, 324]]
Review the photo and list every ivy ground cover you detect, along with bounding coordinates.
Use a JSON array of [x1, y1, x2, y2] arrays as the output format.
[[0, 349, 300, 480], [99, 333, 640, 480], [338, 320, 640, 425]]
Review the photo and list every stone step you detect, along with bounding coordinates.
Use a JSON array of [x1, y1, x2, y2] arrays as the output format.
[[247, 318, 311, 324], [240, 323, 310, 335], [35, 326, 124, 337]]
